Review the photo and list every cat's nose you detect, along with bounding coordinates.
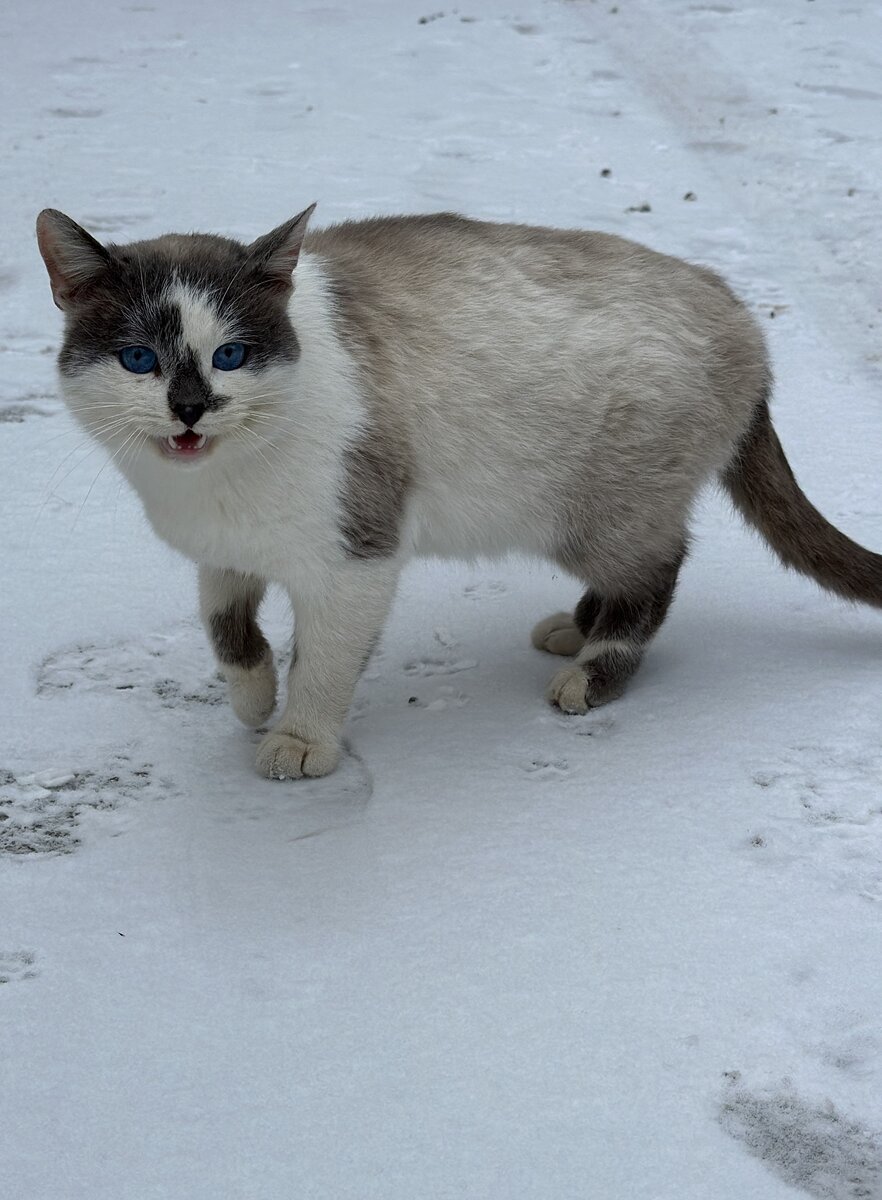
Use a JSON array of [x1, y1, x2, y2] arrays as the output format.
[[171, 401, 205, 428]]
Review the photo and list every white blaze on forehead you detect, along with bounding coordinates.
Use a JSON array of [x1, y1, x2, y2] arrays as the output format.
[[164, 279, 234, 370]]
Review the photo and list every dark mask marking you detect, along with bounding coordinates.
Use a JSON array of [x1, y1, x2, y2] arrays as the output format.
[[58, 234, 301, 378], [167, 349, 221, 417]]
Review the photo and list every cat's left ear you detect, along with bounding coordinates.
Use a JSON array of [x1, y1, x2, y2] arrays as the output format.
[[36, 209, 112, 311], [247, 203, 316, 289]]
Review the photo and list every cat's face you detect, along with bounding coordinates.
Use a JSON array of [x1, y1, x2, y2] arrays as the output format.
[[36, 207, 314, 467]]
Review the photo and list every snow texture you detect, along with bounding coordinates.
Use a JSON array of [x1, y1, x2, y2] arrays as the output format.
[[2, 2, 882, 1198]]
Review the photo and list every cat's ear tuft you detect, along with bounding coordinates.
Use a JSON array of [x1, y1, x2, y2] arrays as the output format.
[[36, 209, 111, 311], [247, 203, 316, 288]]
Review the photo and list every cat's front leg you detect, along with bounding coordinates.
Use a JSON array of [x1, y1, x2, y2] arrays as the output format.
[[199, 565, 277, 728], [256, 561, 399, 780]]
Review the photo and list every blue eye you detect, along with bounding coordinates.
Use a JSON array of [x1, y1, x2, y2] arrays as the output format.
[[119, 345, 157, 374], [212, 342, 247, 371]]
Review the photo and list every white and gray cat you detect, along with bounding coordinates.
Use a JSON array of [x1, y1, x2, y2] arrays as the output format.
[[36, 206, 882, 779]]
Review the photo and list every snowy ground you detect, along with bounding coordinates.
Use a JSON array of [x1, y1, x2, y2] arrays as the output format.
[[3, 1, 882, 1197]]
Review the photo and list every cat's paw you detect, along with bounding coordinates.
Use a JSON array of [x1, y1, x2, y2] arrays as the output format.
[[547, 665, 593, 713], [546, 665, 627, 714], [224, 654, 277, 728], [255, 731, 341, 780], [531, 611, 584, 657]]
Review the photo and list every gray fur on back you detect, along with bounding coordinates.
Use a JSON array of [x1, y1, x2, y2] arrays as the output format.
[[308, 213, 770, 583]]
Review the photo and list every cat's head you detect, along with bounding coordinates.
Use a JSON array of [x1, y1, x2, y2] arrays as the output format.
[[36, 206, 315, 466]]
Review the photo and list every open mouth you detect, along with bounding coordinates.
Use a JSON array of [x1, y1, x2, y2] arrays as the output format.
[[158, 431, 214, 461]]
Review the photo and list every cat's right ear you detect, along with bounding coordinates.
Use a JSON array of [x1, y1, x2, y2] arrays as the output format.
[[36, 209, 111, 311]]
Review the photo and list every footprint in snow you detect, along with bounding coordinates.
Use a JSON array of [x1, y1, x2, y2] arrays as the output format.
[[38, 624, 226, 712], [0, 400, 57, 423], [813, 1020, 882, 1083], [462, 580, 507, 600], [403, 656, 478, 677], [572, 714, 616, 738], [0, 758, 165, 856], [45, 106, 104, 119], [407, 685, 470, 711], [520, 757, 569, 780], [0, 950, 38, 985], [747, 743, 882, 900], [720, 1077, 882, 1200]]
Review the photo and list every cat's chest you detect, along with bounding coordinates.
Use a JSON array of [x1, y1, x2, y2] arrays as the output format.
[[160, 494, 285, 573], [129, 461, 335, 580]]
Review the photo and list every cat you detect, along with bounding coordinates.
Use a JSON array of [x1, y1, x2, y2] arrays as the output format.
[[36, 205, 882, 780]]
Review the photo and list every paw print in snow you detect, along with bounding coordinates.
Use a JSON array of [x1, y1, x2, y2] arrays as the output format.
[[0, 950, 38, 984], [38, 624, 225, 711], [748, 743, 882, 900], [0, 758, 162, 856], [521, 757, 570, 781]]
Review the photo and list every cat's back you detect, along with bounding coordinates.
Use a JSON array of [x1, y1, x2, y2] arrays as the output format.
[[304, 212, 759, 390], [305, 211, 737, 318], [301, 214, 766, 561], [304, 212, 763, 422]]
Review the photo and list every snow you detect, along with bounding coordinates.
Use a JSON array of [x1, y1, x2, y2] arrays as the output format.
[[2, 1, 882, 1197]]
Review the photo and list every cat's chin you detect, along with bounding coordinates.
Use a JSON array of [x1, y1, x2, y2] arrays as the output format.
[[155, 431, 216, 464]]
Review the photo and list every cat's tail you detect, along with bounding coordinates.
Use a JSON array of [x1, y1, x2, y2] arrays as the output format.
[[721, 390, 882, 608]]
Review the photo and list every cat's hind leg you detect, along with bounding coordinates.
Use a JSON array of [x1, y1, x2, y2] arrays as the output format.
[[547, 543, 686, 714], [530, 611, 585, 656], [199, 566, 277, 727]]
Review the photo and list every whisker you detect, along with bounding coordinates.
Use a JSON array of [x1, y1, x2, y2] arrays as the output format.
[[238, 412, 302, 426], [118, 428, 148, 479], [33, 419, 134, 451], [71, 426, 143, 533], [41, 416, 135, 491], [231, 426, 277, 477], [113, 432, 147, 518], [27, 425, 133, 551], [246, 407, 303, 420]]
